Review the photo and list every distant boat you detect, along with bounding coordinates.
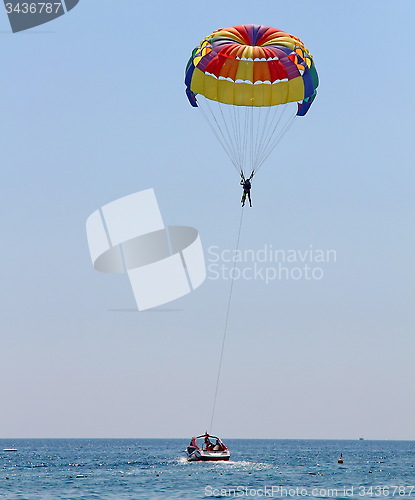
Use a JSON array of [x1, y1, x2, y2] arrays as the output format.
[[359, 437, 365, 441], [3, 448, 17, 452], [186, 433, 230, 461]]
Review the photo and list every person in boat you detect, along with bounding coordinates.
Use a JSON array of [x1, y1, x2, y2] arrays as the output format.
[[213, 439, 223, 451], [204, 436, 214, 451], [240, 172, 254, 207]]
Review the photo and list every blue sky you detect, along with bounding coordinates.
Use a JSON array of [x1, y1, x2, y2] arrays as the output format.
[[0, 0, 414, 440]]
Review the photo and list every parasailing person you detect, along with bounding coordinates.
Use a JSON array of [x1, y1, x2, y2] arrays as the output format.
[[185, 24, 319, 201], [240, 171, 254, 207]]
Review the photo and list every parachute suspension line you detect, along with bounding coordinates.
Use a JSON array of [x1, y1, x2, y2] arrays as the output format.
[[243, 105, 251, 175], [250, 106, 259, 171], [198, 102, 237, 170], [252, 105, 273, 173], [209, 206, 244, 433], [253, 84, 295, 171], [255, 114, 297, 175], [253, 104, 286, 173], [250, 106, 255, 176], [253, 107, 263, 166], [198, 97, 297, 177], [238, 107, 246, 175], [232, 103, 245, 172], [216, 100, 241, 169], [245, 106, 251, 176], [230, 104, 242, 170], [264, 112, 296, 162], [254, 103, 289, 171], [241, 107, 248, 175], [197, 99, 240, 174], [253, 104, 295, 173]]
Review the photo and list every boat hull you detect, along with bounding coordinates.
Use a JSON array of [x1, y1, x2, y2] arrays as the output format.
[[187, 449, 230, 461]]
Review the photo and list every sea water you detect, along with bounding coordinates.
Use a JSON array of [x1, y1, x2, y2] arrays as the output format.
[[0, 439, 414, 499]]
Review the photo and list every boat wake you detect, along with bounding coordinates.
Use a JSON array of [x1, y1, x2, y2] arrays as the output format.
[[176, 457, 273, 471]]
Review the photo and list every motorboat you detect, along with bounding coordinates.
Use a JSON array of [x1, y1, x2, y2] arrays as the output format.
[[186, 433, 230, 461]]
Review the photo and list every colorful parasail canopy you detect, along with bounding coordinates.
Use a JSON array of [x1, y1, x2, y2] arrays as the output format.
[[185, 24, 318, 116], [185, 24, 319, 176]]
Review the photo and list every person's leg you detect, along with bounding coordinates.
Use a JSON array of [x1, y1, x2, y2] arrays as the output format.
[[248, 191, 252, 207], [241, 192, 246, 206]]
